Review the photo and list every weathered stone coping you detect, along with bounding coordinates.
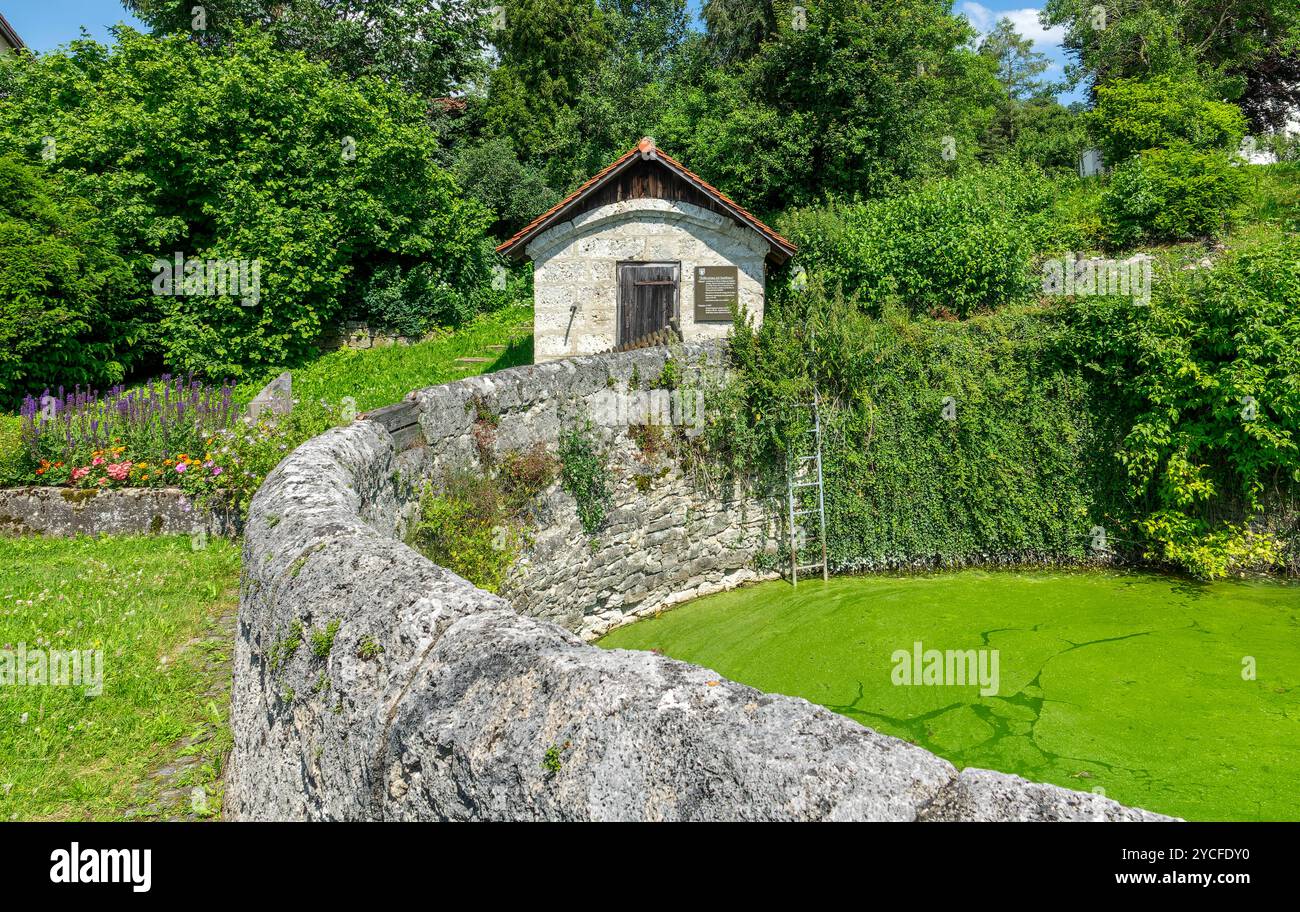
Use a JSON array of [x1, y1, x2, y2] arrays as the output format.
[[0, 486, 239, 538], [227, 347, 1173, 821]]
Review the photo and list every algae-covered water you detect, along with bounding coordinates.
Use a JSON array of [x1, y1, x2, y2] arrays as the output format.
[[597, 571, 1300, 821]]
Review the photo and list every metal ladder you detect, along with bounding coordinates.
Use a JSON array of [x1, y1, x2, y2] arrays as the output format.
[[786, 389, 828, 586]]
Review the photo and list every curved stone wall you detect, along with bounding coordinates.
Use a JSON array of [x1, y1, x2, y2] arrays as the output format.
[[227, 346, 1171, 821]]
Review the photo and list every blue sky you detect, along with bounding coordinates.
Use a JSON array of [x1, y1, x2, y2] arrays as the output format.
[[2, 0, 1078, 101], [2, 1, 144, 51]]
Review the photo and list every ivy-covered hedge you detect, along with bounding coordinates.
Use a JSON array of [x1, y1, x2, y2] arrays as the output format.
[[722, 232, 1300, 579], [720, 295, 1126, 571], [715, 232, 1300, 579]]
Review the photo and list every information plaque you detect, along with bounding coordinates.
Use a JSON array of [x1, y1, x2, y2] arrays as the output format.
[[693, 266, 738, 322]]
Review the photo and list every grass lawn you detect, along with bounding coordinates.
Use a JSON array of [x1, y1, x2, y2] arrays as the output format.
[[599, 570, 1300, 821], [0, 310, 536, 820], [0, 535, 241, 821]]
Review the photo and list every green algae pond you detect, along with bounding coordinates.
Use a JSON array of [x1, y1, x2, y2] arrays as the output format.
[[597, 571, 1300, 821]]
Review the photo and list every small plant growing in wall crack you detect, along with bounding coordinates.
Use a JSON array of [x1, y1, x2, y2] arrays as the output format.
[[268, 620, 304, 673], [559, 421, 612, 536], [542, 740, 571, 777], [357, 635, 384, 661], [311, 619, 341, 659], [654, 357, 680, 391], [467, 394, 500, 466]]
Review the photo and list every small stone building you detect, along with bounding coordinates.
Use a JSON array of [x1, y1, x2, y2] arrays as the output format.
[[498, 137, 796, 362]]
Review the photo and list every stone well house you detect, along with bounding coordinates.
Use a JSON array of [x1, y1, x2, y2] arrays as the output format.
[[498, 137, 796, 362]]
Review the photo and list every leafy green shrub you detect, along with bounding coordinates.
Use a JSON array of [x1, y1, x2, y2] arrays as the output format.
[[451, 136, 561, 238], [361, 262, 482, 339], [411, 468, 522, 593], [1089, 76, 1247, 164], [1102, 144, 1246, 246], [409, 446, 556, 592], [0, 415, 25, 486], [782, 164, 1050, 317], [559, 422, 612, 535], [1008, 103, 1091, 174], [1065, 237, 1300, 578], [0, 156, 147, 405], [1036, 175, 1107, 253], [0, 28, 494, 380]]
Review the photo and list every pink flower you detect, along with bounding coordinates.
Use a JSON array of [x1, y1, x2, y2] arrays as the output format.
[[211, 466, 223, 477], [70, 467, 91, 482], [106, 462, 131, 482], [91, 456, 104, 466], [174, 462, 187, 474]]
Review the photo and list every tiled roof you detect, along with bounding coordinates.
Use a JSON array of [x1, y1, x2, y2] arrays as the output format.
[[496, 137, 796, 262]]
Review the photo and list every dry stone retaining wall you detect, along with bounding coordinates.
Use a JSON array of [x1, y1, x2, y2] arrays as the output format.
[[228, 344, 1172, 821], [402, 341, 775, 638], [0, 486, 238, 537]]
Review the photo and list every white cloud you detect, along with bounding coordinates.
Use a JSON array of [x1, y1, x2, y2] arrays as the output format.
[[957, 3, 1066, 52]]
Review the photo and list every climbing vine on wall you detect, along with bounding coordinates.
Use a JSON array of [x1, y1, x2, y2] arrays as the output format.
[[559, 420, 612, 536], [724, 292, 1125, 571]]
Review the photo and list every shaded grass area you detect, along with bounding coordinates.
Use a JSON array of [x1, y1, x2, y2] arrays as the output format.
[[233, 304, 535, 413], [0, 535, 240, 820], [599, 570, 1300, 821]]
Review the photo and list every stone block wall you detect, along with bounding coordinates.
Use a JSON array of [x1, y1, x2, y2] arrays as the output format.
[[405, 341, 778, 639]]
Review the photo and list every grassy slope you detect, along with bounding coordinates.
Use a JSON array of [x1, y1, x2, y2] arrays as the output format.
[[0, 535, 241, 820], [599, 571, 1300, 821], [233, 304, 534, 413]]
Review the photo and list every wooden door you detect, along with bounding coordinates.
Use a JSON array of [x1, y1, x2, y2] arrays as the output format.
[[617, 262, 679, 346]]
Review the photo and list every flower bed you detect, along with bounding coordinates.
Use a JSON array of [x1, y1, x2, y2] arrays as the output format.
[[14, 375, 340, 519]]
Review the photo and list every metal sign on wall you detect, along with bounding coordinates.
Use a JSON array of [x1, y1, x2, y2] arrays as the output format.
[[693, 266, 738, 322]]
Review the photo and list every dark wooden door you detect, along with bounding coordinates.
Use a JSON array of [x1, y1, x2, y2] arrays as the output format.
[[617, 262, 679, 346]]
